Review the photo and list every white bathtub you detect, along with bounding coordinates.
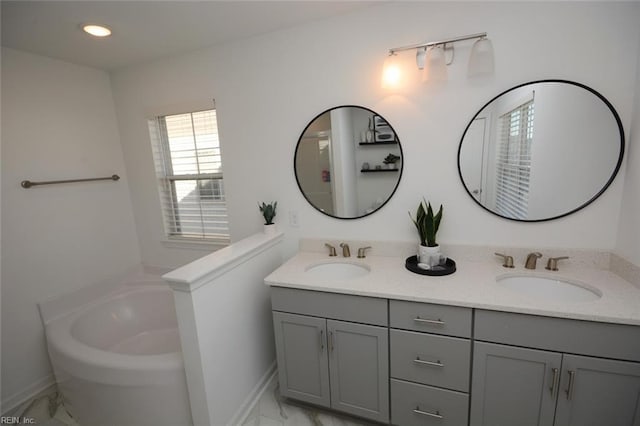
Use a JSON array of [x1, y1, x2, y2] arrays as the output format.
[[43, 281, 192, 426]]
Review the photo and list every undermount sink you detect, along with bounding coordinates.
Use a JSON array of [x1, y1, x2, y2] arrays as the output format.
[[497, 274, 602, 302], [305, 262, 370, 280]]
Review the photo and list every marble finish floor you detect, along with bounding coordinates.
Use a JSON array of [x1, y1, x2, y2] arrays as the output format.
[[242, 379, 375, 426], [16, 378, 373, 425]]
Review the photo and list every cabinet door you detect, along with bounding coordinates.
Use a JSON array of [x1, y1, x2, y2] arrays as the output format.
[[554, 354, 640, 426], [272, 312, 330, 407], [327, 319, 389, 423], [470, 342, 562, 426]]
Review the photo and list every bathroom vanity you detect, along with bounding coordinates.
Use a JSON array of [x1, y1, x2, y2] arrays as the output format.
[[265, 248, 640, 426]]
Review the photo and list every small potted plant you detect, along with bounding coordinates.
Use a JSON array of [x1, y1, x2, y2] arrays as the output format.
[[409, 199, 443, 263], [383, 153, 401, 169], [259, 201, 278, 234]]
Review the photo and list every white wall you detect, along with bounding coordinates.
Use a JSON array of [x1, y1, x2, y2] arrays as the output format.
[[615, 34, 640, 266], [111, 2, 640, 266], [165, 232, 283, 425], [0, 48, 141, 409]]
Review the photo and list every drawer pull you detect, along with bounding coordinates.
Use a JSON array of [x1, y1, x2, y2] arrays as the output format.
[[413, 358, 444, 368], [413, 407, 443, 419], [414, 317, 445, 325]]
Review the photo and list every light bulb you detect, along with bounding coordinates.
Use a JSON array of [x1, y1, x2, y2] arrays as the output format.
[[468, 37, 494, 77], [83, 24, 112, 37], [381, 53, 402, 89], [423, 45, 447, 82]]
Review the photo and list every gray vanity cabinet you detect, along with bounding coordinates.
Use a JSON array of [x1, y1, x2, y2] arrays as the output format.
[[327, 319, 389, 422], [271, 287, 389, 423], [389, 300, 472, 426], [472, 310, 640, 426], [470, 342, 562, 426], [554, 354, 640, 426], [272, 311, 330, 407]]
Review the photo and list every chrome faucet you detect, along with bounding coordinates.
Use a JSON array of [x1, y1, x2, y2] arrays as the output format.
[[546, 256, 569, 271], [324, 243, 337, 257], [340, 243, 351, 257], [525, 252, 543, 269]]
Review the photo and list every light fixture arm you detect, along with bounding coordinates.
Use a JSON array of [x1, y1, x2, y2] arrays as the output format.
[[388, 32, 487, 55]]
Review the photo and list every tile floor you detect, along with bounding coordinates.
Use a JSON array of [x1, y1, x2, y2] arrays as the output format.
[[14, 390, 78, 426], [17, 378, 373, 426], [242, 379, 374, 426]]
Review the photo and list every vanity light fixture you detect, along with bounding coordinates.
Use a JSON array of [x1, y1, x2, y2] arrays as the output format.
[[82, 24, 112, 37], [381, 32, 493, 88]]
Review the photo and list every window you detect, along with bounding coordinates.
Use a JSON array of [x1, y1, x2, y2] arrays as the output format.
[[495, 100, 534, 220], [149, 109, 229, 243]]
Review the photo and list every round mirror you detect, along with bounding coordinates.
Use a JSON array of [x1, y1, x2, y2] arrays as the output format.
[[295, 106, 403, 219], [458, 80, 624, 222]]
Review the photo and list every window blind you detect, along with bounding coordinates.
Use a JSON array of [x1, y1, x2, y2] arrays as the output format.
[[149, 109, 229, 242], [495, 100, 534, 219]]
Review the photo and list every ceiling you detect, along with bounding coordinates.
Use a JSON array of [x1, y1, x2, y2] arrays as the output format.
[[1, 1, 376, 71]]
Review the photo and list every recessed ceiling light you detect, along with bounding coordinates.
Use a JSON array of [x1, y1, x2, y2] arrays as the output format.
[[83, 24, 112, 37]]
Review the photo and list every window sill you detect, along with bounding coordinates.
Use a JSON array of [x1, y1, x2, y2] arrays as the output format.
[[161, 238, 229, 251]]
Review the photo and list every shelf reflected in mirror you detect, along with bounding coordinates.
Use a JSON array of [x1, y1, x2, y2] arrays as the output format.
[[294, 106, 403, 219]]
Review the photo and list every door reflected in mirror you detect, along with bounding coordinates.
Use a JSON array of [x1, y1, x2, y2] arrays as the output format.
[[295, 106, 403, 219], [458, 80, 624, 222]]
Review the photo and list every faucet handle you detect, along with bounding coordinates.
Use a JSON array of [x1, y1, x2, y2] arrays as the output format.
[[324, 243, 337, 257], [357, 246, 372, 259], [495, 252, 515, 268], [546, 256, 569, 271]]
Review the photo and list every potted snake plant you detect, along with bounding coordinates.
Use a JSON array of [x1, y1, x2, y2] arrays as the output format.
[[259, 201, 278, 234], [409, 199, 443, 263]]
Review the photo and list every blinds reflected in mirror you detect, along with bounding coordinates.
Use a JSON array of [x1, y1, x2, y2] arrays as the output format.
[[495, 100, 534, 220]]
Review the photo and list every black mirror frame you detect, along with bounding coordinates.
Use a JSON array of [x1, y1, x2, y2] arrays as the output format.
[[457, 79, 625, 223], [294, 105, 404, 220]]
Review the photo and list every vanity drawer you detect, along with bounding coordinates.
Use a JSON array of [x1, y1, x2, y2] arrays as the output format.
[[391, 379, 468, 426], [270, 287, 387, 326], [475, 310, 640, 362], [390, 300, 472, 337], [390, 329, 470, 392]]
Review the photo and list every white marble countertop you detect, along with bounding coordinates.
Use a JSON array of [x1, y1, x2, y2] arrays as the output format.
[[265, 252, 640, 326]]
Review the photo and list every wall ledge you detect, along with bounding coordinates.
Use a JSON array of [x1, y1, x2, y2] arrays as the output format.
[[163, 231, 284, 292]]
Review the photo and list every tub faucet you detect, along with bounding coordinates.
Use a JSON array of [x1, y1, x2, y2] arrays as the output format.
[[525, 252, 543, 269], [340, 243, 351, 257]]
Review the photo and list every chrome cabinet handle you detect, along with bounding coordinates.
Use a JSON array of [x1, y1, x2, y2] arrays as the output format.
[[319, 330, 324, 352], [566, 370, 576, 400], [329, 331, 334, 352], [550, 368, 559, 397], [414, 358, 444, 368], [414, 317, 445, 325], [413, 407, 443, 419]]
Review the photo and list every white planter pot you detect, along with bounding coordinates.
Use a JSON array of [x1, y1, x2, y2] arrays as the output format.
[[418, 244, 440, 263], [263, 224, 278, 235]]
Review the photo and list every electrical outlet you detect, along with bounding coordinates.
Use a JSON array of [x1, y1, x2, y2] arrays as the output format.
[[289, 210, 299, 228]]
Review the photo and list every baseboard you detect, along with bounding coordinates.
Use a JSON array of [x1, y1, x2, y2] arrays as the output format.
[[227, 362, 277, 426], [1, 375, 57, 416]]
